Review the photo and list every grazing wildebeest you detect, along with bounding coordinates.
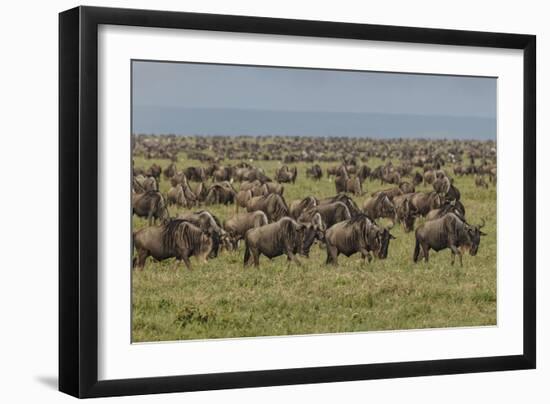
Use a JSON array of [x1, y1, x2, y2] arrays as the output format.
[[183, 166, 206, 182], [178, 210, 229, 256], [409, 192, 443, 216], [275, 166, 298, 183], [306, 164, 323, 180], [166, 184, 186, 207], [243, 217, 311, 267], [223, 210, 269, 249], [324, 214, 395, 265], [318, 194, 361, 217], [289, 196, 318, 219], [475, 175, 489, 189], [413, 213, 486, 266], [362, 194, 396, 224], [380, 171, 401, 185], [132, 190, 168, 225], [296, 212, 326, 256], [298, 201, 351, 229], [246, 193, 289, 222], [205, 182, 237, 205], [133, 219, 213, 270]]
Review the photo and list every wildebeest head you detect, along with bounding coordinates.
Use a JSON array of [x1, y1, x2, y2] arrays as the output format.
[[466, 219, 487, 256], [375, 194, 396, 219], [197, 233, 214, 263], [376, 227, 396, 259], [399, 198, 418, 233], [300, 213, 326, 257]]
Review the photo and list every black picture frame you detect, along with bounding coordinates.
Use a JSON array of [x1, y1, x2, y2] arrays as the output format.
[[59, 5, 536, 398]]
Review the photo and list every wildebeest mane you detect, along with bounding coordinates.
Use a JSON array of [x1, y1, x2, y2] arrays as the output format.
[[161, 219, 202, 254]]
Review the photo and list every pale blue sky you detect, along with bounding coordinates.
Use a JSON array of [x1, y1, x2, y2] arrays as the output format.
[[132, 60, 496, 140]]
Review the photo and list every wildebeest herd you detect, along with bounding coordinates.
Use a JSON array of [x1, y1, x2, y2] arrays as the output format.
[[132, 135, 494, 271]]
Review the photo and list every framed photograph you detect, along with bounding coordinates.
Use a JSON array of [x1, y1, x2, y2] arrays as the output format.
[[59, 6, 536, 398]]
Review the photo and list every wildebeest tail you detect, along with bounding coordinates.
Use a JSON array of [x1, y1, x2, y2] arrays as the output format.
[[243, 239, 251, 265], [413, 238, 420, 262]]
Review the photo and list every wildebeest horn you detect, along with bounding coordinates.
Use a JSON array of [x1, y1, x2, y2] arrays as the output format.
[[479, 218, 486, 229]]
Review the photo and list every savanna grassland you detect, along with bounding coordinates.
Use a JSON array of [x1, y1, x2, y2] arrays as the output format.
[[132, 137, 496, 343]]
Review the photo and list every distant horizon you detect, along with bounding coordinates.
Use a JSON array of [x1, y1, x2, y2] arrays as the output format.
[[132, 61, 497, 141]]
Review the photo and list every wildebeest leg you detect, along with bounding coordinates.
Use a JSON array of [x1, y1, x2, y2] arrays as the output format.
[[326, 244, 338, 266], [360, 248, 372, 264], [252, 248, 260, 267], [134, 249, 148, 269], [421, 243, 430, 263], [181, 254, 192, 270]]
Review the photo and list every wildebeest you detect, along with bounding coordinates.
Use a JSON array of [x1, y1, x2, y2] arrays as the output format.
[[275, 165, 298, 184], [412, 171, 423, 186], [166, 183, 186, 207], [318, 194, 361, 217], [298, 201, 351, 229], [205, 182, 237, 205], [475, 175, 489, 189], [425, 200, 466, 222], [133, 219, 213, 270], [306, 164, 323, 180], [177, 210, 229, 256], [212, 165, 234, 182], [263, 182, 284, 195], [163, 163, 177, 179], [324, 214, 395, 265], [132, 190, 168, 225], [371, 187, 403, 202], [409, 192, 443, 216], [393, 193, 418, 232], [240, 180, 268, 196], [223, 210, 269, 249], [296, 212, 326, 256], [289, 196, 318, 219], [145, 163, 162, 183], [243, 217, 312, 267], [183, 166, 206, 182], [433, 175, 451, 195], [399, 181, 415, 194], [413, 213, 486, 266], [246, 193, 289, 222], [362, 194, 396, 224], [134, 175, 158, 192]]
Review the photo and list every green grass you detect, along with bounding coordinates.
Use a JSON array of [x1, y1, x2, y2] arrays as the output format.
[[132, 150, 497, 342]]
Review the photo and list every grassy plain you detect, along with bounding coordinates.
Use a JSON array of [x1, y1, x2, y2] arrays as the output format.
[[132, 145, 497, 342]]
